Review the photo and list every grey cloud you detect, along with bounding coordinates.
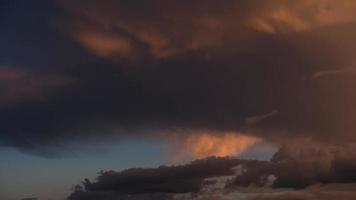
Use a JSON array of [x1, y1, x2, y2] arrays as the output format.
[[67, 146, 356, 199]]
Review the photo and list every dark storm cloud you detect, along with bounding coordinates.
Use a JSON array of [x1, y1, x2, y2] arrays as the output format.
[[82, 157, 242, 193], [3, 0, 356, 155], [0, 67, 72, 106], [67, 157, 242, 199], [67, 145, 356, 199]]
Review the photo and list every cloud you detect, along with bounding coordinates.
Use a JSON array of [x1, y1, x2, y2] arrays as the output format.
[[248, 0, 356, 33], [67, 144, 356, 199], [67, 157, 245, 199], [75, 30, 136, 59], [247, 185, 356, 200], [61, 0, 242, 60], [0, 67, 72, 107], [4, 1, 356, 199], [245, 110, 280, 126], [232, 142, 356, 189], [56, 0, 356, 147], [2, 0, 356, 156], [311, 67, 356, 79], [61, 0, 356, 62], [175, 131, 259, 159]]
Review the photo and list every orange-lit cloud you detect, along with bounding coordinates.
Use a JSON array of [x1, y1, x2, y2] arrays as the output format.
[[249, 0, 356, 33], [76, 30, 135, 59], [176, 132, 259, 159], [62, 0, 356, 63]]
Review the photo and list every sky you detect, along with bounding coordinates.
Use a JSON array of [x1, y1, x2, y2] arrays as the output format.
[[3, 0, 356, 200], [0, 140, 170, 200]]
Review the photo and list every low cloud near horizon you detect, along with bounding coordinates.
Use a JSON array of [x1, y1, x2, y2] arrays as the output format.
[[68, 143, 356, 199]]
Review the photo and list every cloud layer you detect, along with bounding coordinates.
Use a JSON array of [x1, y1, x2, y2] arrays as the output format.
[[2, 0, 356, 156], [68, 144, 356, 199]]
